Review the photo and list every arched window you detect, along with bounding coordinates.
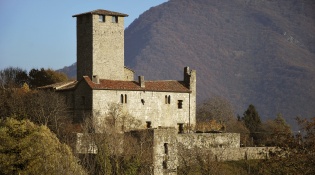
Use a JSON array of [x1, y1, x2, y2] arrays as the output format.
[[120, 94, 124, 103], [165, 95, 168, 104], [125, 94, 127, 103], [168, 95, 171, 104]]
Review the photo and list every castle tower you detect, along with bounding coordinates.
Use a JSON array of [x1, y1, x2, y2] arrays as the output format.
[[73, 9, 128, 80]]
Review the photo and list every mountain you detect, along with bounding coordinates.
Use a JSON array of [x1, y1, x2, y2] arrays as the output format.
[[124, 0, 315, 125], [60, 0, 315, 126]]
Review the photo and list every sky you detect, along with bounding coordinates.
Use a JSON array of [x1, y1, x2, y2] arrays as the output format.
[[0, 0, 168, 71]]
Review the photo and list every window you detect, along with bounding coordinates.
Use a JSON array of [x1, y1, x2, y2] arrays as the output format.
[[121, 94, 127, 103], [164, 143, 168, 154], [178, 100, 183, 109], [162, 161, 167, 169], [99, 15, 105, 22], [121, 94, 124, 103], [112, 16, 118, 23], [165, 95, 171, 104], [146, 121, 151, 129], [178, 123, 184, 134], [81, 96, 86, 105]]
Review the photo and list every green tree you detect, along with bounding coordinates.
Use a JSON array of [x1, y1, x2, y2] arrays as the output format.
[[0, 118, 87, 175], [28, 68, 68, 88], [242, 104, 262, 145]]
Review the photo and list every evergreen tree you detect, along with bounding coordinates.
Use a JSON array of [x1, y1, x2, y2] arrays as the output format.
[[242, 104, 262, 145]]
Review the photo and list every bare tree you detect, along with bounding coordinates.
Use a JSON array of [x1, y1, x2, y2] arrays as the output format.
[[78, 103, 152, 175]]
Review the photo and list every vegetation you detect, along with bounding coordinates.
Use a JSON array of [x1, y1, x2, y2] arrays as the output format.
[[0, 67, 68, 89], [0, 118, 86, 175], [1, 65, 314, 174], [78, 104, 152, 175]]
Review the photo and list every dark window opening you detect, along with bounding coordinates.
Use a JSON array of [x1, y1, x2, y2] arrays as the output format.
[[146, 121, 151, 129], [164, 143, 168, 154], [120, 94, 127, 103], [120, 94, 124, 103], [112, 16, 118, 23], [99, 15, 105, 22], [165, 95, 171, 104], [178, 123, 184, 134], [178, 100, 183, 109], [141, 99, 145, 105], [162, 161, 167, 169], [81, 96, 86, 105]]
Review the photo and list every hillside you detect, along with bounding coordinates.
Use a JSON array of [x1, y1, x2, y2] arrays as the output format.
[[124, 0, 315, 124], [59, 0, 315, 125]]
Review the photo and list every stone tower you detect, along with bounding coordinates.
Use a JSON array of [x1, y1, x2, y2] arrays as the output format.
[[73, 9, 128, 80]]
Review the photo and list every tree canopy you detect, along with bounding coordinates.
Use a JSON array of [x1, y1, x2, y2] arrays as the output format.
[[0, 118, 86, 175], [0, 67, 68, 89]]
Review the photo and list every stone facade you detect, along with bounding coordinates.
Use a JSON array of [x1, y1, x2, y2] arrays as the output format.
[[74, 10, 126, 80]]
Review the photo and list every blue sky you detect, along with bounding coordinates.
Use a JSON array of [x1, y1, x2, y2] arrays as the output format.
[[0, 0, 167, 71]]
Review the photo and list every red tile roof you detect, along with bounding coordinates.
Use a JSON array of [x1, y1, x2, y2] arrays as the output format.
[[83, 76, 190, 93], [73, 9, 128, 17]]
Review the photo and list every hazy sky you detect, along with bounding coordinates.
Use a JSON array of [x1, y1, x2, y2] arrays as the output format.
[[0, 0, 168, 71]]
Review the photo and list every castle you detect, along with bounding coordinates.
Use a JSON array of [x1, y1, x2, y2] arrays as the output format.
[[42, 9, 273, 175]]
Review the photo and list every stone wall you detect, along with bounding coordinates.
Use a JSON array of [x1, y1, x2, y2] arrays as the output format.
[[92, 90, 195, 132], [127, 128, 178, 175], [177, 133, 240, 149]]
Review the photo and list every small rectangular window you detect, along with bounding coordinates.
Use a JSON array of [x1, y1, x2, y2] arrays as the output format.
[[164, 143, 168, 154], [112, 16, 118, 23], [146, 121, 151, 129], [178, 100, 183, 109], [163, 161, 167, 169], [178, 123, 184, 133], [81, 96, 86, 105], [99, 15, 105, 22]]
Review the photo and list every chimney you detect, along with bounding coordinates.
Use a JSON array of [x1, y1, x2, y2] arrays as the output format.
[[92, 75, 100, 84], [138, 76, 145, 88]]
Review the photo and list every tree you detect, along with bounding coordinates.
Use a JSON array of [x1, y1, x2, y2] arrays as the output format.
[[78, 103, 153, 175], [258, 117, 315, 174], [0, 87, 72, 142], [262, 114, 292, 146], [196, 97, 250, 145], [28, 68, 68, 88], [0, 118, 87, 175], [242, 104, 262, 145], [0, 67, 28, 88]]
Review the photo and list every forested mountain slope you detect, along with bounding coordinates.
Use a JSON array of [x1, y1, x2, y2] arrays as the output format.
[[124, 0, 315, 123]]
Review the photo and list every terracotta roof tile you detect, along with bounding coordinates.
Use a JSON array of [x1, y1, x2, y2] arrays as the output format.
[[73, 9, 128, 17], [83, 76, 190, 93]]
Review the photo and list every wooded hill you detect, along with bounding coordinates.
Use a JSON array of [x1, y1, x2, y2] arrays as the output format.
[[60, 0, 315, 125], [124, 0, 315, 125]]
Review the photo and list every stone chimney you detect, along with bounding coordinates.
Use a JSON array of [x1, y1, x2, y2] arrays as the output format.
[[138, 76, 145, 88], [92, 75, 100, 84]]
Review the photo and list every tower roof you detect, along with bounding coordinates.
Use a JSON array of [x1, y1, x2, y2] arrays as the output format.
[[72, 9, 128, 17]]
